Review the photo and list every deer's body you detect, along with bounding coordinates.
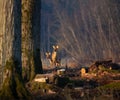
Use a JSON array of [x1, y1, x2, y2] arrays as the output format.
[[51, 51, 57, 63], [46, 45, 60, 67]]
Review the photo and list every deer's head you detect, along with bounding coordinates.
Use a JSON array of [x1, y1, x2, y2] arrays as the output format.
[[45, 52, 51, 59], [53, 45, 59, 52]]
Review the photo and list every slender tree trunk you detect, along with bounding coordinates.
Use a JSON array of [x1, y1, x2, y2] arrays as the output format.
[[0, 0, 30, 99], [32, 0, 43, 74]]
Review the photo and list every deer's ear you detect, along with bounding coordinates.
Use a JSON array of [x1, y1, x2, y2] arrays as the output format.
[[48, 52, 51, 55], [46, 52, 51, 55], [56, 45, 59, 48], [53, 45, 55, 49], [45, 52, 48, 55]]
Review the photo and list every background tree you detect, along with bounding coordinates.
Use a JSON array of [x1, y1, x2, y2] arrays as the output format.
[[32, 0, 43, 74], [0, 0, 30, 99]]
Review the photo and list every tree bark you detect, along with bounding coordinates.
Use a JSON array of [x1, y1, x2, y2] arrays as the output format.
[[0, 0, 31, 99], [1, 0, 22, 76], [22, 0, 43, 82], [32, 0, 43, 74], [22, 0, 34, 81], [0, 0, 4, 86]]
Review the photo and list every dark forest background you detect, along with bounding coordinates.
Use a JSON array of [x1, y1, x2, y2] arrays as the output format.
[[41, 0, 120, 66]]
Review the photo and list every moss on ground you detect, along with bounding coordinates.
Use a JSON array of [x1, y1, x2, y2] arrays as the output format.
[[98, 81, 120, 90]]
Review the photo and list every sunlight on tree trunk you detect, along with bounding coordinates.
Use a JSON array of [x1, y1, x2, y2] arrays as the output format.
[[0, 0, 4, 86], [0, 0, 31, 99]]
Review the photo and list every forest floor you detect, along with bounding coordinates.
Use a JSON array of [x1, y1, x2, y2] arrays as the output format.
[[27, 65, 120, 100]]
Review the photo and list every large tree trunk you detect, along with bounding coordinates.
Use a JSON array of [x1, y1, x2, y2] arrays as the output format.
[[0, 0, 30, 99], [22, 0, 43, 82]]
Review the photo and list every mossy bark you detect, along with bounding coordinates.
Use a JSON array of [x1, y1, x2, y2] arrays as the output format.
[[22, 0, 43, 82], [22, 0, 34, 82], [0, 58, 31, 100], [0, 0, 31, 99]]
